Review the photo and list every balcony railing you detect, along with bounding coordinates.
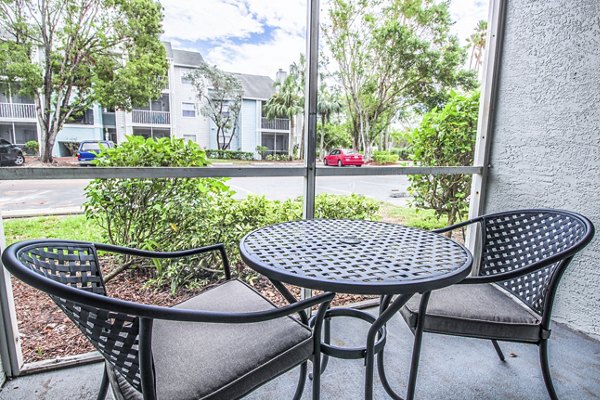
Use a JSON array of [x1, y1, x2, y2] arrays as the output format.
[[132, 110, 171, 125], [0, 103, 36, 119], [261, 118, 290, 131]]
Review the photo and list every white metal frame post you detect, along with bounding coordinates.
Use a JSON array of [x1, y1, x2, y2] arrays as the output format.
[[466, 0, 507, 272], [0, 211, 22, 378]]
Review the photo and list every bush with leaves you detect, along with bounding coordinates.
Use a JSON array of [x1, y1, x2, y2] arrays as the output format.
[[84, 136, 233, 288], [408, 91, 480, 227], [373, 151, 399, 165], [85, 136, 381, 293], [24, 140, 39, 155]]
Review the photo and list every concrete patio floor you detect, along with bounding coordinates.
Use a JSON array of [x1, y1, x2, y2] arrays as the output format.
[[1, 307, 599, 399]]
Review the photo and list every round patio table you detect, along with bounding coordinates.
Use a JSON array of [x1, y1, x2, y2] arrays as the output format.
[[240, 219, 472, 400]]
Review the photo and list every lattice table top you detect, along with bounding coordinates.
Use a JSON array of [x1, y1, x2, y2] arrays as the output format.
[[240, 220, 473, 295]]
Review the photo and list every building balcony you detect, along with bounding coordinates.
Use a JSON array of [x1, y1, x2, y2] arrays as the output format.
[[261, 117, 290, 131], [0, 103, 36, 120], [132, 110, 171, 125]]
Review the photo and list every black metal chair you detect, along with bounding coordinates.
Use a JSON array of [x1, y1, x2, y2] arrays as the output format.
[[380, 209, 595, 400], [1, 240, 334, 400]]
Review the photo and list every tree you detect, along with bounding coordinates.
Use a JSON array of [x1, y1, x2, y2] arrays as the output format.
[[466, 20, 488, 73], [408, 91, 480, 228], [324, 0, 477, 159], [0, 0, 168, 162], [317, 85, 343, 156], [188, 64, 243, 151], [263, 73, 303, 157]]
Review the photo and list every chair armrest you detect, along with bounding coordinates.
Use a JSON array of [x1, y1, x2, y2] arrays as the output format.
[[432, 217, 483, 234], [95, 242, 232, 280]]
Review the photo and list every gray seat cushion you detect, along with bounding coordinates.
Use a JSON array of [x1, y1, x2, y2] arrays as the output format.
[[108, 279, 313, 400], [400, 283, 543, 343]]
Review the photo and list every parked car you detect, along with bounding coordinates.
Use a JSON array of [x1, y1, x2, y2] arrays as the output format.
[[324, 148, 364, 167], [77, 140, 114, 166], [0, 139, 25, 166]]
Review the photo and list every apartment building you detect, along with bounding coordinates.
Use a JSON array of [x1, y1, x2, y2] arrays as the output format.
[[0, 42, 295, 158]]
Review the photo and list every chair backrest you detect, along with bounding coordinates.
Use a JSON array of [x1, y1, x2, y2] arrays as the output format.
[[15, 242, 143, 391], [478, 210, 594, 315]]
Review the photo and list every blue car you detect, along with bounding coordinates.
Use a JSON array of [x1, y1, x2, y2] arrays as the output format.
[[76, 140, 114, 166]]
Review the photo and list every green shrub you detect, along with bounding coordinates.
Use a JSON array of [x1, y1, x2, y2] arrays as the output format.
[[372, 151, 399, 165], [85, 135, 381, 293], [205, 149, 254, 160], [84, 136, 234, 292], [408, 90, 479, 226], [24, 140, 39, 155], [265, 153, 293, 161], [389, 147, 411, 160]]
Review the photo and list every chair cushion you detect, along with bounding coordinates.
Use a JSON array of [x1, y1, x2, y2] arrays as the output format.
[[400, 283, 543, 343], [109, 279, 313, 400]]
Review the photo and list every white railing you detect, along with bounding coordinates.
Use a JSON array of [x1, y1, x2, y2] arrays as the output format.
[[0, 103, 36, 119], [261, 118, 290, 131], [132, 110, 171, 125]]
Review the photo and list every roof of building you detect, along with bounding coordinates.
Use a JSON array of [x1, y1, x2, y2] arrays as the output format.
[[172, 49, 205, 67], [233, 73, 276, 100], [162, 41, 275, 99]]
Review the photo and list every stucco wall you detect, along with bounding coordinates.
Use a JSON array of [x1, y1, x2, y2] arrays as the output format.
[[484, 0, 600, 337]]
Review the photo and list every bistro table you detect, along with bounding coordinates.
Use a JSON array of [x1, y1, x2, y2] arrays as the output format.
[[240, 219, 472, 400]]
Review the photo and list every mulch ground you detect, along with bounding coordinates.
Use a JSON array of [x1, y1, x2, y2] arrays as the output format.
[[13, 261, 371, 364]]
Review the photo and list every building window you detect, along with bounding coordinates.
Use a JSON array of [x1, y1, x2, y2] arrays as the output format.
[[181, 69, 193, 84], [133, 127, 171, 139], [183, 134, 196, 143], [182, 102, 196, 118], [65, 109, 94, 125]]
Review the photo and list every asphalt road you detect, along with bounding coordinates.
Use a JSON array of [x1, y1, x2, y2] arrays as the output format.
[[0, 175, 411, 213]]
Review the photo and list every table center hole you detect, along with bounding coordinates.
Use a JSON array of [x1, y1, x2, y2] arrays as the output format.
[[340, 236, 361, 245]]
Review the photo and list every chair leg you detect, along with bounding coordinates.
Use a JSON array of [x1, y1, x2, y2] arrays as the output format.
[[405, 291, 431, 400], [540, 340, 559, 400], [97, 365, 110, 400], [292, 362, 308, 400], [312, 354, 321, 400], [491, 340, 506, 362]]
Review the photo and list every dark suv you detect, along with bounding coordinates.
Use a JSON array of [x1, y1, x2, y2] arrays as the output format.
[[0, 139, 25, 166]]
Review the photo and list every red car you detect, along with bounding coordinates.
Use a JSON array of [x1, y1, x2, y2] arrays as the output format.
[[324, 148, 364, 167]]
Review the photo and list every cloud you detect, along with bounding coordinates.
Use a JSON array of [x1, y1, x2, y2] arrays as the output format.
[[160, 0, 489, 78], [161, 0, 306, 42], [206, 28, 306, 76]]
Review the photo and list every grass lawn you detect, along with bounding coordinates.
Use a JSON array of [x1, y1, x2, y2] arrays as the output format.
[[4, 204, 447, 245], [4, 215, 103, 245], [378, 203, 448, 230]]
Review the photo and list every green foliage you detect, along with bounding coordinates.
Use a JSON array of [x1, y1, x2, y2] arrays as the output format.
[[408, 91, 480, 225], [205, 149, 254, 161], [84, 135, 380, 293], [324, 0, 477, 157], [0, 0, 168, 162], [84, 136, 232, 293], [61, 140, 80, 157], [255, 145, 269, 159], [265, 154, 293, 161], [4, 215, 103, 246], [372, 151, 399, 165], [188, 65, 243, 151], [24, 140, 39, 155], [389, 147, 411, 160], [318, 122, 353, 156]]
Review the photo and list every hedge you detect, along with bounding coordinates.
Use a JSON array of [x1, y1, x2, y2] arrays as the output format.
[[205, 149, 254, 160]]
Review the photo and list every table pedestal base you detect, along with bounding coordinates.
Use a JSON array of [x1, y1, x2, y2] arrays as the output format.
[[309, 307, 387, 362]]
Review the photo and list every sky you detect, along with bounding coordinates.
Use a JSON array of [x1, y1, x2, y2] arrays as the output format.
[[160, 0, 489, 77]]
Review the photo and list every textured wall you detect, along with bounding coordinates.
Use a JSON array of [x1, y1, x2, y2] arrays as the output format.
[[485, 0, 600, 337]]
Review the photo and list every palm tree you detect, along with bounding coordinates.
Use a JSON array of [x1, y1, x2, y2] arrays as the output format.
[[317, 87, 343, 156], [467, 20, 488, 73], [264, 75, 303, 157]]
